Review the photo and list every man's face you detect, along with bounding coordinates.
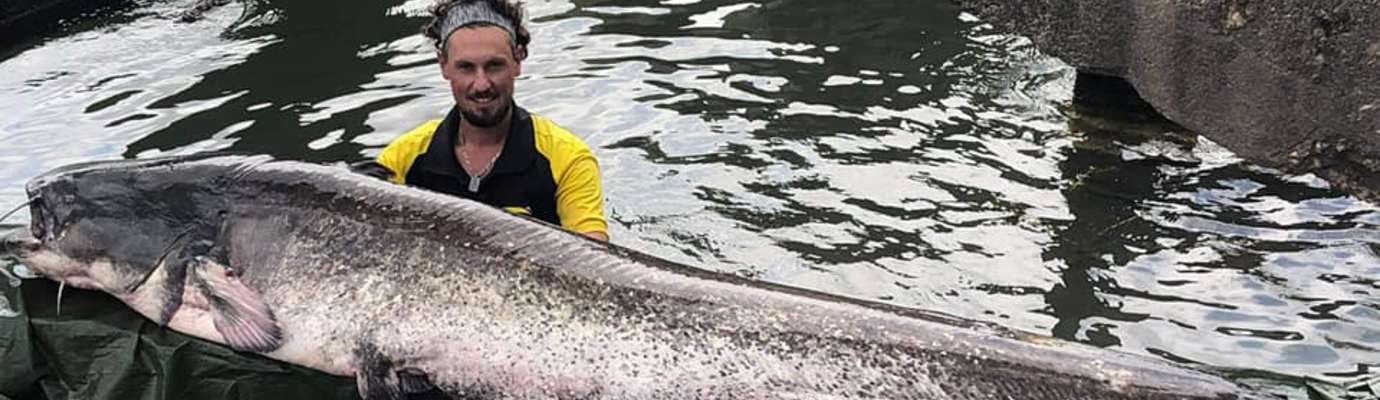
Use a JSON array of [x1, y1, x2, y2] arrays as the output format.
[[439, 25, 521, 128]]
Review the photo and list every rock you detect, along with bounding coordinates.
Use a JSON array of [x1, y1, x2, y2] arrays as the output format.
[[954, 0, 1380, 202], [176, 0, 231, 23]]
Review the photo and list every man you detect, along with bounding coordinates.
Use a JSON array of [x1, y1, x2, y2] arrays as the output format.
[[356, 0, 609, 241]]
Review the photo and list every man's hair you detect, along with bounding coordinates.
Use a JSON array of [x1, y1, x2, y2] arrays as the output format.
[[422, 0, 530, 60]]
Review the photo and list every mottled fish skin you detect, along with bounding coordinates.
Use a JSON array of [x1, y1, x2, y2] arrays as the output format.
[[10, 154, 1277, 400]]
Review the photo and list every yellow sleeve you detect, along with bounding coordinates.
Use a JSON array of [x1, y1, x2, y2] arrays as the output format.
[[376, 120, 441, 184], [533, 116, 609, 236]]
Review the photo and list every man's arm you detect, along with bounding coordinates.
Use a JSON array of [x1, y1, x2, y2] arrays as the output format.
[[554, 152, 610, 241]]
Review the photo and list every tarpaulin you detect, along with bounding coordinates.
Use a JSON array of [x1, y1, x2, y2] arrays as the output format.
[[0, 279, 356, 400]]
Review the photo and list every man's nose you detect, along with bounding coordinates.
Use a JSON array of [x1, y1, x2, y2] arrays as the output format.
[[470, 73, 494, 93]]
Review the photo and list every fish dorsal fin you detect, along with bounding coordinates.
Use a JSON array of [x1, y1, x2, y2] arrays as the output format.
[[190, 256, 282, 352]]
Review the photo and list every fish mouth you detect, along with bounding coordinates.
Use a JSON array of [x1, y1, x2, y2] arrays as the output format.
[[2, 232, 98, 289], [2, 229, 41, 257]]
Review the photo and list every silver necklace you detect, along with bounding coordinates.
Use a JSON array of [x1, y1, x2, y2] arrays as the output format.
[[458, 133, 505, 193]]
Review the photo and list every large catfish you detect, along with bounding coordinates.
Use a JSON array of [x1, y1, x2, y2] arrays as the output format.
[[4, 153, 1274, 399]]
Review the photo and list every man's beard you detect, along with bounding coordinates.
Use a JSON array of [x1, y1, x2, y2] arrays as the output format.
[[460, 98, 511, 128]]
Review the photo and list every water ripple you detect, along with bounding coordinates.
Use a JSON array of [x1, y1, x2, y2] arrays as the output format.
[[0, 0, 1375, 394]]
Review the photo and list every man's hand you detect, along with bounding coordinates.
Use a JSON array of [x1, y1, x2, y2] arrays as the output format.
[[349, 161, 395, 181], [582, 231, 609, 242]]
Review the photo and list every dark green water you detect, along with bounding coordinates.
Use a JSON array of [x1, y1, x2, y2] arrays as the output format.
[[0, 0, 1376, 398]]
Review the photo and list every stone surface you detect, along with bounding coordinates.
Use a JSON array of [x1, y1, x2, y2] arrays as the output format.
[[955, 0, 1380, 201]]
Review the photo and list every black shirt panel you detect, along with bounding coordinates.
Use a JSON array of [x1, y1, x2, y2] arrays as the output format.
[[403, 105, 560, 226]]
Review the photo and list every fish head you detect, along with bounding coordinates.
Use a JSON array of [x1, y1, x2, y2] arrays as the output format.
[[7, 152, 271, 294]]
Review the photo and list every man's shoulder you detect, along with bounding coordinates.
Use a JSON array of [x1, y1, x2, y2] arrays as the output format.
[[375, 119, 445, 183], [381, 119, 443, 155], [395, 119, 445, 144], [528, 113, 593, 156]]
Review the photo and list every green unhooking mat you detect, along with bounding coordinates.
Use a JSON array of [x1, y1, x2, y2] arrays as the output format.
[[0, 279, 357, 400]]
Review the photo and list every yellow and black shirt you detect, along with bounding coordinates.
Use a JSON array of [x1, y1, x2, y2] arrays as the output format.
[[374, 105, 608, 236]]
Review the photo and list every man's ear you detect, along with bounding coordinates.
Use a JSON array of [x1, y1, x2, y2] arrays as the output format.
[[436, 50, 447, 78]]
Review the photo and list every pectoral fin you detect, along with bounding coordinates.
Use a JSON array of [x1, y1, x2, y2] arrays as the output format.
[[355, 342, 404, 400], [397, 368, 436, 394], [191, 256, 281, 352], [131, 229, 194, 326]]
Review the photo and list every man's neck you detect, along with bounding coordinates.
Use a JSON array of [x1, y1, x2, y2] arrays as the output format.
[[458, 112, 512, 147]]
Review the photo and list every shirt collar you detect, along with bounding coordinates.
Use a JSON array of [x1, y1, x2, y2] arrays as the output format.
[[426, 103, 535, 177]]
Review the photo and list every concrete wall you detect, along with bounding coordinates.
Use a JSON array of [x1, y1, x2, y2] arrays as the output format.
[[955, 0, 1380, 201]]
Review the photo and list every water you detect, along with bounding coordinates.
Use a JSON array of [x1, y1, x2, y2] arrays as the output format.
[[1, 0, 1376, 396]]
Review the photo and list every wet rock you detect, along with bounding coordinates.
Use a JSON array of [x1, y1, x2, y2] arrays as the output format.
[[177, 0, 231, 23], [954, 0, 1380, 202]]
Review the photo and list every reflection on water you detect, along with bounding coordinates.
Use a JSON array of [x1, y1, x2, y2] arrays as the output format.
[[1, 0, 1377, 396]]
